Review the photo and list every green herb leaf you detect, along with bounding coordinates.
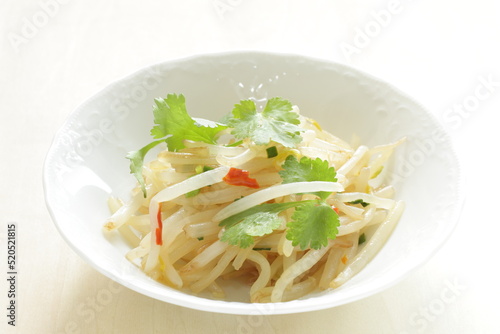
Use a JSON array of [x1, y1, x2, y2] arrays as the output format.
[[126, 139, 165, 197], [286, 201, 339, 250], [279, 155, 337, 200], [225, 97, 304, 147], [348, 199, 370, 207], [151, 94, 226, 151], [221, 212, 283, 248], [219, 201, 305, 228], [128, 94, 226, 196]]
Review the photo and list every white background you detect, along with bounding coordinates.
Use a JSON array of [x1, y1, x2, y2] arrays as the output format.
[[1, 0, 499, 333]]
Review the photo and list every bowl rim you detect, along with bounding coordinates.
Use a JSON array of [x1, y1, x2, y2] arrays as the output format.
[[43, 50, 465, 315]]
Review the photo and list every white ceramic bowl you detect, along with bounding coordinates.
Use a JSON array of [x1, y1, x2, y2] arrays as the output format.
[[43, 52, 463, 315]]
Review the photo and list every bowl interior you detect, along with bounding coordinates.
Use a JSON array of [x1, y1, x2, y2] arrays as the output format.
[[44, 52, 462, 314]]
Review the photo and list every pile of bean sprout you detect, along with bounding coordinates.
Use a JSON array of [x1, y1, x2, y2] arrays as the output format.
[[103, 105, 404, 303]]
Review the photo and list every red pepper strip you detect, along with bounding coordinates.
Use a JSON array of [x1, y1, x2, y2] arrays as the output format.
[[333, 207, 340, 214], [155, 203, 163, 246], [223, 167, 260, 189]]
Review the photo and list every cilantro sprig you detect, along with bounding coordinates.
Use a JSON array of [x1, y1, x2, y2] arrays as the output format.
[[225, 97, 304, 148], [220, 156, 340, 250], [126, 139, 166, 197], [287, 201, 339, 249], [279, 155, 337, 200], [220, 211, 283, 248], [126, 94, 227, 197], [150, 94, 227, 151]]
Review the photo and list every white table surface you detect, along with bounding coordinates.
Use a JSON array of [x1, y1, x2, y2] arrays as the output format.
[[1, 1, 499, 333]]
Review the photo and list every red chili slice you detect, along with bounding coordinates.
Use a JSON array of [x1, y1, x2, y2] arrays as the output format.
[[223, 167, 260, 189], [155, 203, 163, 245]]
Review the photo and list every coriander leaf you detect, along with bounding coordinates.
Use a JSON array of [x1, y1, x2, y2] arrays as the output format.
[[126, 139, 165, 197], [286, 201, 339, 250], [263, 97, 300, 125], [279, 155, 337, 200], [221, 211, 283, 248], [219, 201, 305, 228], [230, 99, 256, 119], [225, 97, 304, 148], [151, 94, 226, 151]]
